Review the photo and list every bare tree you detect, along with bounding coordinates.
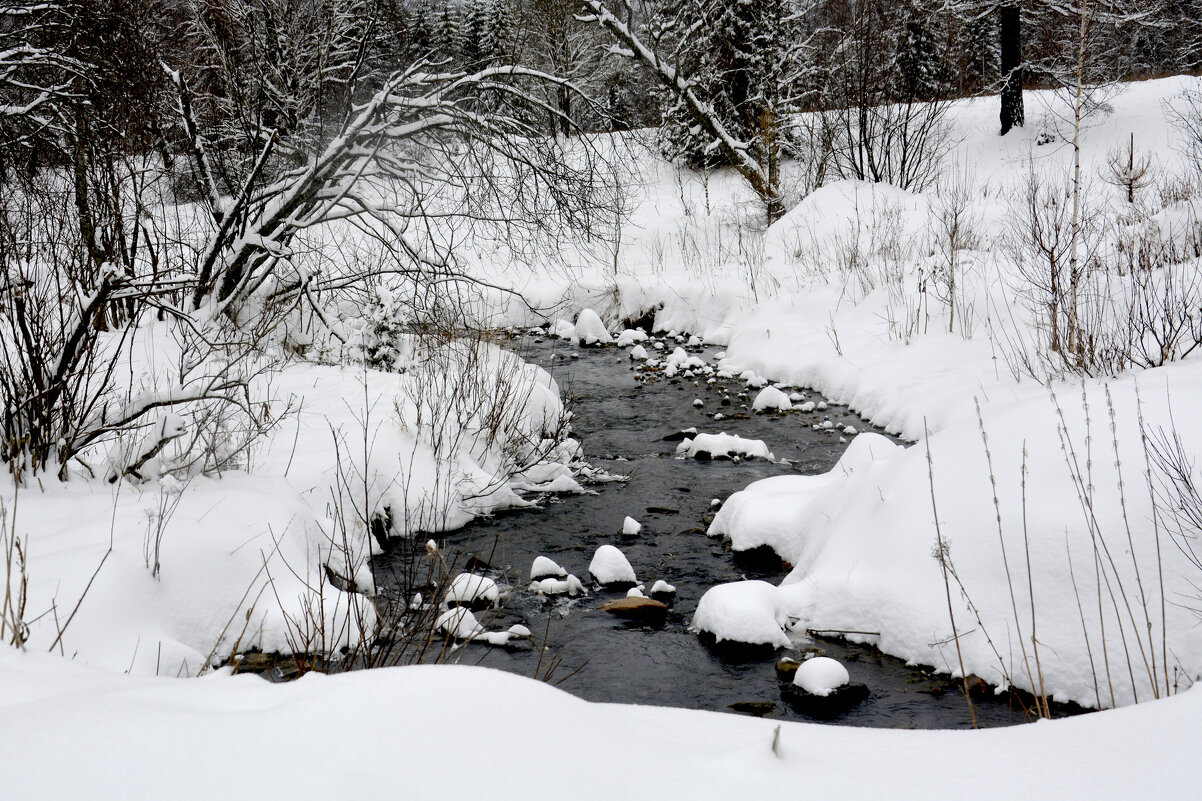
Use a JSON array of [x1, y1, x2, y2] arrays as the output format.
[[2, 0, 617, 482], [820, 0, 952, 192]]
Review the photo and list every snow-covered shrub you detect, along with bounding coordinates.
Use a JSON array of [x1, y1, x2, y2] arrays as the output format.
[[359, 287, 415, 373], [1004, 166, 1104, 375], [928, 170, 984, 337], [1006, 167, 1202, 378]]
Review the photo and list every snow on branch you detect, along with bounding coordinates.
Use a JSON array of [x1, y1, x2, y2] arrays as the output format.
[[576, 0, 784, 219]]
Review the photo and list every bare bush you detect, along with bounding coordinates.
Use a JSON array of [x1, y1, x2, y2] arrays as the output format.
[[1166, 87, 1202, 179], [1102, 133, 1156, 205], [1113, 229, 1202, 369], [929, 171, 983, 335], [1, 498, 28, 648], [825, 99, 951, 193], [1148, 416, 1202, 588], [1006, 165, 1108, 372]]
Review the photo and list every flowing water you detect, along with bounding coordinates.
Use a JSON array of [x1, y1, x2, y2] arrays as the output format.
[[373, 333, 1074, 728]]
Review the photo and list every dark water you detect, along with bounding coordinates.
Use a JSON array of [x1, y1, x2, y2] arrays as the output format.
[[373, 333, 1064, 729]]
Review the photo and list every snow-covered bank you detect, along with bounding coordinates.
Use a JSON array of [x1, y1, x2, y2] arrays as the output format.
[[3, 331, 580, 675], [704, 358, 1202, 708], [485, 75, 1202, 439], [2, 653, 1198, 800], [471, 75, 1202, 709]]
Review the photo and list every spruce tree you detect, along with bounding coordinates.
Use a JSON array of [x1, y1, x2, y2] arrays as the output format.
[[461, 0, 491, 68], [433, 2, 461, 63], [655, 0, 798, 179]]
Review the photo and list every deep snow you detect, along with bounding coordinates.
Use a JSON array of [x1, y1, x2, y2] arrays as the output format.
[[1, 652, 1198, 800], [5, 74, 1202, 798]]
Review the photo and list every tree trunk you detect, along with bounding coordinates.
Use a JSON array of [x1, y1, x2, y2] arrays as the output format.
[[999, 3, 1024, 135]]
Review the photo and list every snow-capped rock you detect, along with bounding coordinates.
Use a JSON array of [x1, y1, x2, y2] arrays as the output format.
[[649, 580, 677, 603], [529, 574, 586, 597], [550, 319, 575, 340], [436, 607, 483, 640], [615, 328, 649, 347], [691, 580, 791, 649], [676, 433, 774, 461], [574, 308, 611, 345], [444, 574, 500, 610], [793, 657, 850, 696], [588, 544, 637, 588], [752, 386, 793, 412], [530, 556, 567, 581]]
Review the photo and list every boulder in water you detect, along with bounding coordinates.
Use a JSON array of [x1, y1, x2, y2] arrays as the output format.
[[649, 579, 676, 604], [443, 573, 500, 611], [599, 596, 669, 626], [775, 658, 801, 682], [780, 681, 870, 718], [574, 308, 612, 345], [781, 657, 869, 717]]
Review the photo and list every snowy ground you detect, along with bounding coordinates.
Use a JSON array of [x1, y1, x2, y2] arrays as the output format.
[[5, 75, 1202, 797], [482, 75, 1202, 709], [2, 652, 1198, 799], [3, 332, 577, 675]]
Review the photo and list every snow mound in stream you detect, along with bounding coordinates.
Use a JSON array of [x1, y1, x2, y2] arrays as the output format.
[[616, 328, 649, 347], [676, 432, 774, 461], [573, 308, 611, 345], [530, 555, 567, 580], [444, 574, 500, 608], [550, 319, 575, 340], [436, 607, 484, 640], [751, 386, 793, 412], [793, 657, 850, 696], [588, 544, 637, 586], [691, 580, 791, 648], [707, 433, 899, 562]]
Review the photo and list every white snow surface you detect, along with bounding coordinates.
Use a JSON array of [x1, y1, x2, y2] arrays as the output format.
[[2, 654, 1200, 799], [751, 386, 794, 412], [622, 516, 642, 535], [11, 76, 1202, 796], [708, 433, 897, 556], [588, 544, 637, 586], [3, 329, 573, 675], [573, 308, 611, 345], [793, 657, 851, 697], [691, 580, 792, 648], [677, 432, 775, 461], [466, 77, 1202, 710]]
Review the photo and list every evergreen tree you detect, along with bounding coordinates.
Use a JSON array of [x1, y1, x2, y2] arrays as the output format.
[[892, 0, 952, 102], [408, 0, 435, 60], [432, 2, 461, 62], [487, 0, 514, 63], [460, 0, 491, 67], [654, 0, 801, 179]]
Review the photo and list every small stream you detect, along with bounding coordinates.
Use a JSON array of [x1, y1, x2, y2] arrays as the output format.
[[373, 332, 1064, 728]]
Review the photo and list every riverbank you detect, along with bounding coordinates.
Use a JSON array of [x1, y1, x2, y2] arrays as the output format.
[[2, 651, 1197, 800]]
